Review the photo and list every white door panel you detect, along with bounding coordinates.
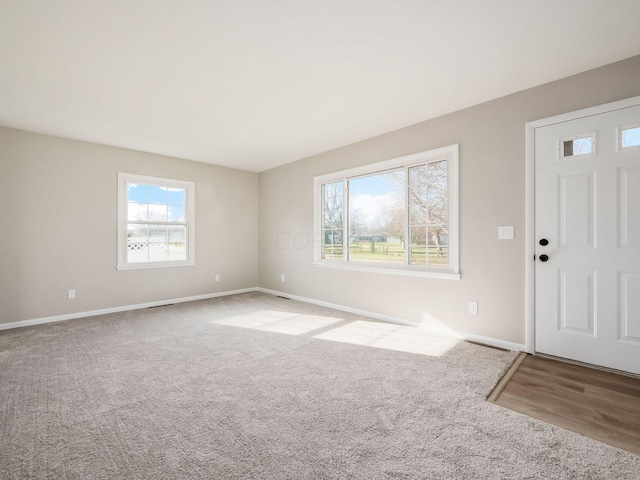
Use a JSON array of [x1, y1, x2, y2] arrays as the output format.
[[558, 269, 595, 335], [558, 171, 596, 247], [620, 272, 640, 343], [620, 168, 640, 247], [535, 104, 640, 375]]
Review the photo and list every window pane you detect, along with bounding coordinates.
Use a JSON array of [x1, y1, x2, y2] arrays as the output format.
[[127, 223, 148, 238], [322, 246, 339, 259], [321, 181, 344, 259], [563, 136, 593, 157], [408, 165, 427, 226], [168, 242, 187, 261], [127, 224, 149, 263], [621, 126, 640, 148], [127, 246, 149, 263], [428, 227, 448, 266], [148, 185, 168, 204], [322, 214, 336, 230], [322, 245, 343, 260], [128, 202, 147, 221], [426, 161, 448, 267], [322, 230, 343, 244], [348, 170, 404, 264], [167, 188, 185, 206], [127, 184, 147, 203], [168, 206, 185, 222], [149, 225, 169, 262], [168, 225, 186, 243], [149, 243, 168, 262], [322, 229, 343, 259], [409, 226, 427, 265], [322, 182, 343, 227], [147, 204, 168, 221], [149, 223, 168, 262], [149, 224, 168, 242]]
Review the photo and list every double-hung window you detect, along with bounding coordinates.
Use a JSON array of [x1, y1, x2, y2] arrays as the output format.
[[314, 145, 459, 279], [117, 173, 195, 270]]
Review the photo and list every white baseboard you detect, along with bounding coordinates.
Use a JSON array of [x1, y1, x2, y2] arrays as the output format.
[[0, 288, 258, 331], [257, 287, 525, 352], [2, 286, 526, 352]]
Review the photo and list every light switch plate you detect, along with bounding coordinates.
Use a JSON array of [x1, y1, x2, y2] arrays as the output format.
[[498, 225, 515, 240], [468, 301, 478, 314]]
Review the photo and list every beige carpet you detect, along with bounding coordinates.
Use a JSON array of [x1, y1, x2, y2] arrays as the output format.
[[1, 292, 638, 479]]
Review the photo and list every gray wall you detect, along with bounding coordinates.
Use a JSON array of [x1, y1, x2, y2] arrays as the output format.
[[0, 128, 258, 325], [258, 55, 640, 345]]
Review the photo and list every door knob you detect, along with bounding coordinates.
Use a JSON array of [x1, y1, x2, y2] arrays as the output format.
[[539, 254, 549, 262], [539, 238, 549, 246]]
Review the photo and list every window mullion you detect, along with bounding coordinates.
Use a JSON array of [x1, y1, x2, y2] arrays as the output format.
[[343, 179, 349, 263], [404, 166, 410, 266], [425, 167, 430, 267], [128, 220, 187, 227]]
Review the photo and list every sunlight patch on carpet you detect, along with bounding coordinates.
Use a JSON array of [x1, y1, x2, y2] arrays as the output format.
[[212, 310, 460, 357], [212, 310, 343, 335], [314, 320, 460, 357]]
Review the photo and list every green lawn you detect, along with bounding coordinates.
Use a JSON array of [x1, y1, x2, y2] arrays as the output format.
[[324, 242, 447, 266]]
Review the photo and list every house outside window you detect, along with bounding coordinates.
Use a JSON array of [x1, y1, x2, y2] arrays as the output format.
[[117, 173, 195, 270], [314, 145, 459, 279]]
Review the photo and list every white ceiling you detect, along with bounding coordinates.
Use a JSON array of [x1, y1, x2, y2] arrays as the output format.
[[1, 1, 640, 172]]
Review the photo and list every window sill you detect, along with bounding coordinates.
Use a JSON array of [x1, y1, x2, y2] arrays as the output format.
[[116, 261, 195, 271], [312, 261, 460, 280]]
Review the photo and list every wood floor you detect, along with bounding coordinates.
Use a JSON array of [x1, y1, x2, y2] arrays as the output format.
[[489, 353, 640, 456]]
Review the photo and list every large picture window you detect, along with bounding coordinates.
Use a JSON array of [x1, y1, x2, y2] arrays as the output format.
[[314, 145, 459, 279], [117, 173, 195, 270]]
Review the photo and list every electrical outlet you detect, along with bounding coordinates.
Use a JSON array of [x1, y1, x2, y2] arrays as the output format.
[[68, 289, 76, 300], [468, 301, 478, 314], [215, 274, 220, 282], [280, 274, 285, 282], [498, 225, 515, 240]]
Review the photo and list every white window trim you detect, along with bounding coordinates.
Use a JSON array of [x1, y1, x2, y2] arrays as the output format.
[[558, 132, 596, 159], [617, 123, 640, 151], [313, 144, 460, 280], [117, 172, 195, 271]]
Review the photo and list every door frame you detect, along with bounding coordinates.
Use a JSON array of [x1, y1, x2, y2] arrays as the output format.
[[524, 95, 640, 354]]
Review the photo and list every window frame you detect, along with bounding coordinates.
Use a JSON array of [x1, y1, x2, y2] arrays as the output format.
[[117, 172, 195, 271], [313, 144, 460, 280], [558, 132, 596, 159], [617, 124, 640, 150]]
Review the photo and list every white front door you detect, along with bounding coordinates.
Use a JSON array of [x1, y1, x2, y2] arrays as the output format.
[[535, 103, 640, 375]]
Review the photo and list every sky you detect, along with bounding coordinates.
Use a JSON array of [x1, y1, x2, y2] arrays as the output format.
[[127, 183, 185, 206], [127, 183, 186, 222], [621, 126, 640, 148], [348, 172, 402, 229], [348, 170, 401, 197]]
